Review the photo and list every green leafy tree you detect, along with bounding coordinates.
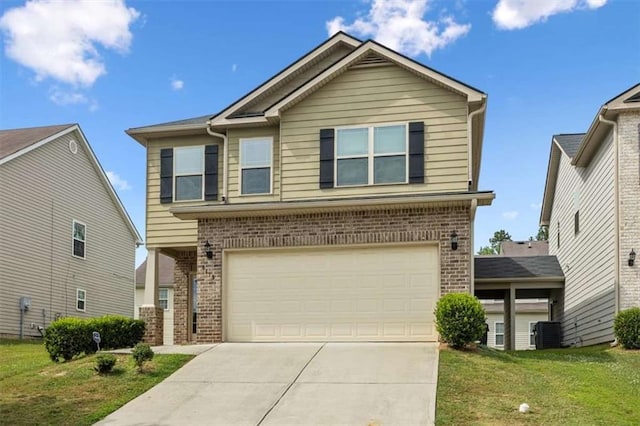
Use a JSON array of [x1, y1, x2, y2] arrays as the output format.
[[536, 225, 549, 241], [477, 229, 512, 255]]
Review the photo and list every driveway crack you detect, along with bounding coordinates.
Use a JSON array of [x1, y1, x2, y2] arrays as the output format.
[[255, 343, 326, 426]]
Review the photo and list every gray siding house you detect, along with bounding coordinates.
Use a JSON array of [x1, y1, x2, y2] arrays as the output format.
[[541, 84, 640, 346], [0, 124, 142, 338]]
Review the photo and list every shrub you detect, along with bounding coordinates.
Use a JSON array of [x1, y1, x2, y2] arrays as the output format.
[[435, 293, 486, 349], [132, 343, 154, 371], [95, 354, 117, 374], [44, 316, 145, 362], [614, 307, 640, 349]]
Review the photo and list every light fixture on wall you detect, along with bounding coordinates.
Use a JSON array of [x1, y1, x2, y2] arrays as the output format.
[[450, 231, 458, 251], [629, 249, 636, 267], [204, 241, 213, 260]]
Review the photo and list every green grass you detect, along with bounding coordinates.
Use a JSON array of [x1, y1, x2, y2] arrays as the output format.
[[436, 344, 640, 425], [0, 338, 193, 425]]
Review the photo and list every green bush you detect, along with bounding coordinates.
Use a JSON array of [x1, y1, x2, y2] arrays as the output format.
[[614, 307, 640, 349], [435, 293, 486, 349], [95, 354, 117, 374], [44, 316, 145, 362], [132, 343, 154, 371]]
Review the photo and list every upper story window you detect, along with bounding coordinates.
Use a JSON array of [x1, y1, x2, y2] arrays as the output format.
[[174, 146, 204, 201], [240, 138, 272, 195], [335, 124, 407, 186], [72, 220, 86, 259]]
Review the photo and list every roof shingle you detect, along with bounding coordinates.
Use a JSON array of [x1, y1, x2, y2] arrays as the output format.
[[474, 256, 564, 280], [554, 133, 585, 159], [0, 124, 74, 160]]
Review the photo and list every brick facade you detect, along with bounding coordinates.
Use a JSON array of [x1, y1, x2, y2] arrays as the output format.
[[172, 251, 196, 344], [139, 306, 164, 346], [182, 206, 471, 343], [618, 111, 640, 310]]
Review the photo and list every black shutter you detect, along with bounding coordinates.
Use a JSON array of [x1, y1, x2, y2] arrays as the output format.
[[204, 145, 218, 201], [319, 128, 334, 189], [160, 148, 173, 203], [408, 122, 425, 184]]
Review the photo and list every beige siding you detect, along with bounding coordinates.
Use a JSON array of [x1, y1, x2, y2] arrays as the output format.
[[486, 312, 548, 350], [135, 287, 174, 344], [0, 130, 137, 337], [279, 65, 469, 200], [227, 127, 280, 202], [548, 131, 616, 346], [146, 135, 223, 248]]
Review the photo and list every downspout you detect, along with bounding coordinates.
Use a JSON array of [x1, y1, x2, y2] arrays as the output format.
[[206, 123, 228, 202], [470, 198, 478, 295], [467, 100, 487, 190], [598, 111, 619, 315]]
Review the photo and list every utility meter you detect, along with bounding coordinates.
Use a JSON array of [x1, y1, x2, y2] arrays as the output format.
[[19, 297, 31, 311]]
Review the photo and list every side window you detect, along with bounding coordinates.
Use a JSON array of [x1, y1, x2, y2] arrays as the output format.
[[557, 221, 560, 249], [76, 289, 86, 312], [72, 220, 86, 259], [240, 138, 272, 195], [529, 322, 536, 347], [159, 288, 169, 310], [495, 322, 504, 346], [174, 146, 204, 201]]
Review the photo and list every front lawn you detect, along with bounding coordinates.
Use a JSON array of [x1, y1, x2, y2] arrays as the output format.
[[436, 344, 640, 425], [0, 338, 193, 425]]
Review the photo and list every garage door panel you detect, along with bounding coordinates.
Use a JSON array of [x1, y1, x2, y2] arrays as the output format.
[[226, 245, 439, 342]]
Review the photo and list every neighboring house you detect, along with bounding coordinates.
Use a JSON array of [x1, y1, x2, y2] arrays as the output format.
[[134, 254, 175, 345], [500, 240, 549, 256], [482, 300, 548, 350], [541, 84, 640, 346], [127, 32, 494, 345], [0, 124, 142, 338]]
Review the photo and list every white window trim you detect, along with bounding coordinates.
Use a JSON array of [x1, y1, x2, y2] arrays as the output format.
[[173, 146, 205, 202], [72, 220, 86, 260], [239, 137, 273, 196], [529, 321, 537, 347], [159, 288, 169, 311], [76, 288, 86, 312], [494, 321, 505, 347], [334, 122, 409, 187]]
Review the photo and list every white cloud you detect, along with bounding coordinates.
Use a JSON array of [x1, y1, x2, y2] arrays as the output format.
[[0, 0, 140, 87], [170, 77, 184, 91], [503, 211, 519, 220], [106, 171, 131, 191], [49, 88, 88, 106], [232, 63, 237, 72], [326, 0, 471, 57], [530, 202, 542, 210], [492, 0, 607, 30]]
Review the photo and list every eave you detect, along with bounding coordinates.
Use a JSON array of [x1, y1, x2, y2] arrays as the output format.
[[170, 191, 495, 220]]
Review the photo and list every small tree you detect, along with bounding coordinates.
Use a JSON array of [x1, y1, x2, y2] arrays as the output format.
[[132, 343, 154, 371], [95, 354, 117, 375], [435, 293, 486, 349], [477, 229, 512, 255]]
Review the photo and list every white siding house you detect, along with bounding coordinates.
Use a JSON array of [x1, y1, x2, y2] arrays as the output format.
[[0, 124, 142, 338], [134, 254, 175, 345], [483, 301, 548, 350], [541, 84, 640, 346]]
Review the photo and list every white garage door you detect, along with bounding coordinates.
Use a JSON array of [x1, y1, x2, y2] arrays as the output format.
[[225, 245, 439, 342]]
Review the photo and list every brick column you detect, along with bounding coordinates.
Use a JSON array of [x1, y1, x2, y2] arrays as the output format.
[[140, 306, 164, 346]]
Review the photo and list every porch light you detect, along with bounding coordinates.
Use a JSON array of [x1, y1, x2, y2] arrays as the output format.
[[629, 249, 636, 267], [204, 241, 213, 260], [450, 231, 458, 251]]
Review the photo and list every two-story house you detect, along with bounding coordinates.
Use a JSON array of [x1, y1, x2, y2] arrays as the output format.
[[127, 32, 494, 345], [0, 124, 142, 338], [541, 84, 640, 346]]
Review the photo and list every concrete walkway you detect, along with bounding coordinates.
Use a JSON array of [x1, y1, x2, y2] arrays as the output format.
[[97, 342, 439, 426]]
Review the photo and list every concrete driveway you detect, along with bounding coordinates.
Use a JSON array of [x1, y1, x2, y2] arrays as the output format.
[[97, 342, 439, 426]]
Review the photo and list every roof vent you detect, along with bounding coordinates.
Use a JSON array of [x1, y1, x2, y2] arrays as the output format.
[[69, 140, 78, 154], [351, 53, 392, 69]]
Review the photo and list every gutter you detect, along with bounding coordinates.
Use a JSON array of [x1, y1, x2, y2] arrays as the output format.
[[598, 110, 620, 314], [470, 198, 478, 295], [467, 99, 487, 190], [205, 123, 229, 202]]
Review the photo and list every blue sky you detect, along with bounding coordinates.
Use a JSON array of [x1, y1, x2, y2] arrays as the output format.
[[1, 0, 638, 265]]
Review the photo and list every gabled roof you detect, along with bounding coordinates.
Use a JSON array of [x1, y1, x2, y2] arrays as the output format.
[[500, 241, 549, 256], [553, 133, 585, 159], [540, 83, 640, 225], [0, 124, 142, 244], [474, 256, 564, 281], [0, 124, 74, 160], [136, 254, 175, 288]]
